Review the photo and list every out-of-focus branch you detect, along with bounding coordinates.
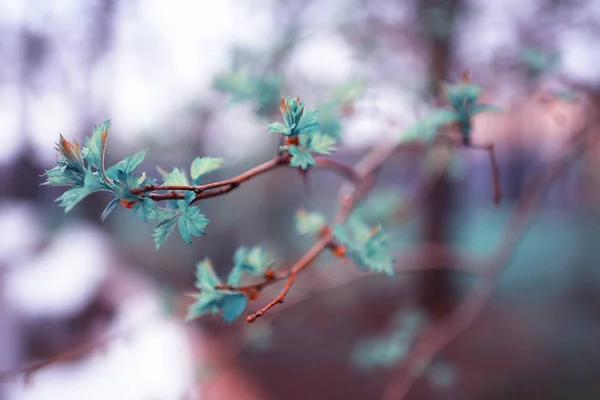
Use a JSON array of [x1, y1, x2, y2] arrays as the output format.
[[382, 118, 598, 400]]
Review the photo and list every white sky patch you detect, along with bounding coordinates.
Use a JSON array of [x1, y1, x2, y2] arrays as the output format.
[[0, 202, 44, 267], [0, 86, 23, 165], [28, 92, 78, 165], [4, 223, 110, 318], [7, 292, 195, 400], [288, 33, 357, 86]]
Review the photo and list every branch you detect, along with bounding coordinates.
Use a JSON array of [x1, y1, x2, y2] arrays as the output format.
[[381, 118, 598, 400]]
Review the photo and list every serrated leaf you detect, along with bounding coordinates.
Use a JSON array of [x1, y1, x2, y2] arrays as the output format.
[[228, 246, 272, 285], [267, 122, 292, 135], [106, 149, 148, 181], [177, 205, 209, 243], [220, 293, 248, 323], [55, 166, 110, 212], [295, 108, 319, 136], [288, 145, 315, 169], [83, 120, 111, 172], [195, 259, 222, 290], [101, 198, 120, 221], [402, 108, 458, 142], [307, 133, 336, 155], [191, 157, 223, 183], [152, 213, 179, 249], [296, 209, 326, 236], [164, 167, 189, 186]]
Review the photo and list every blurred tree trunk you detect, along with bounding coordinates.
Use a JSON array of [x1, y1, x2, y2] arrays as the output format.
[[416, 0, 463, 318]]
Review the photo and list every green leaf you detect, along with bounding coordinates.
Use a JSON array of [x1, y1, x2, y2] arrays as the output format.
[[220, 293, 248, 323], [163, 167, 190, 186], [83, 120, 111, 172], [402, 108, 458, 142], [288, 145, 315, 169], [267, 122, 292, 135], [152, 212, 179, 249], [187, 259, 248, 323], [333, 217, 395, 276], [228, 247, 272, 286], [101, 198, 120, 221], [55, 166, 110, 212], [296, 209, 327, 236], [190, 157, 223, 183], [177, 205, 209, 243], [295, 108, 319, 136], [307, 133, 336, 155], [444, 83, 482, 109], [471, 104, 502, 116], [106, 149, 148, 181], [195, 259, 222, 290]]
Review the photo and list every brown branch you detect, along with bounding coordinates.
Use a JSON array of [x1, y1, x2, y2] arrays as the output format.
[[381, 118, 598, 400]]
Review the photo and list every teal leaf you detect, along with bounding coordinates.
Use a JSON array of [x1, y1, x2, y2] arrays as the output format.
[[402, 108, 458, 142], [267, 122, 292, 135], [106, 149, 148, 181], [220, 293, 248, 323], [195, 259, 222, 290], [190, 157, 223, 183], [83, 120, 111, 172], [187, 259, 248, 323], [288, 145, 315, 169], [177, 205, 209, 243], [471, 104, 502, 116], [444, 83, 482, 109], [307, 132, 336, 155], [55, 166, 110, 212], [164, 167, 190, 186], [333, 217, 395, 276], [101, 198, 120, 221], [295, 108, 319, 136], [228, 246, 272, 286], [152, 213, 179, 249], [296, 209, 327, 236], [131, 197, 158, 222]]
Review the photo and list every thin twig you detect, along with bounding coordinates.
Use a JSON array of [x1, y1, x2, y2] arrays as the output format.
[[381, 119, 598, 400]]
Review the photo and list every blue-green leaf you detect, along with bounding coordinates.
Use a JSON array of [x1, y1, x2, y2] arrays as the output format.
[[190, 157, 223, 183], [307, 133, 336, 155], [402, 108, 458, 142], [163, 167, 189, 186], [295, 109, 319, 136], [288, 145, 315, 169], [220, 293, 248, 323], [55, 166, 110, 212], [471, 104, 502, 116], [152, 213, 179, 249], [296, 209, 327, 236], [106, 149, 148, 181], [195, 259, 222, 290], [267, 122, 292, 135], [101, 198, 120, 221], [228, 247, 272, 286], [177, 205, 209, 243], [83, 120, 111, 171]]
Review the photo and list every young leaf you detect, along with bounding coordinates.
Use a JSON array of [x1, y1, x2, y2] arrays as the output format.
[[228, 246, 272, 285], [55, 166, 110, 212], [267, 122, 292, 135], [307, 133, 336, 155], [106, 149, 148, 181], [83, 120, 111, 173], [190, 157, 223, 183], [177, 204, 209, 243], [295, 108, 319, 136], [152, 213, 179, 249], [288, 146, 315, 169], [296, 209, 327, 236], [220, 293, 248, 323], [101, 198, 120, 221], [195, 259, 222, 290], [163, 167, 190, 186]]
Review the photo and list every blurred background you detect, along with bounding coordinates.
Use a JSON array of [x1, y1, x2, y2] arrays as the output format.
[[1, 0, 600, 399]]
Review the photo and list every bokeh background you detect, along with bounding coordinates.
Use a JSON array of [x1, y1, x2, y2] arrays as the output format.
[[1, 0, 600, 399]]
